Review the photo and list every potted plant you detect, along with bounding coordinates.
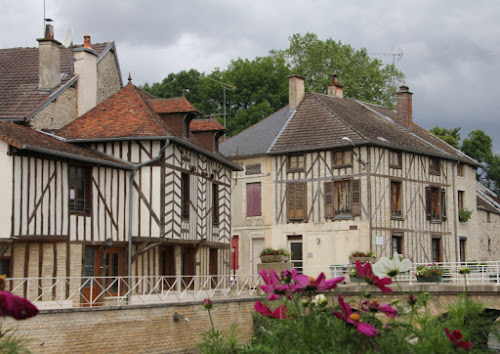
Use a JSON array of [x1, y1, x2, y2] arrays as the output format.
[[459, 208, 472, 222], [415, 264, 445, 283], [349, 251, 377, 264], [260, 248, 291, 263], [348, 266, 365, 283]]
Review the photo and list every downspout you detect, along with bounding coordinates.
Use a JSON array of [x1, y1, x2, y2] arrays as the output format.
[[366, 146, 372, 253], [127, 139, 170, 302], [452, 160, 459, 262]]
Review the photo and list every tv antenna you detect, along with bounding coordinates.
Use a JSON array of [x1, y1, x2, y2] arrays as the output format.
[[207, 77, 236, 132], [370, 47, 404, 67]]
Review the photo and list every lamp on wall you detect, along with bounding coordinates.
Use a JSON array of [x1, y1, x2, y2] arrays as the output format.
[[104, 238, 113, 250], [316, 238, 321, 245]]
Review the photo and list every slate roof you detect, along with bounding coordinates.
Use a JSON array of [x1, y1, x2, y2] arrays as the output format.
[[0, 122, 133, 169], [0, 42, 114, 122], [222, 92, 478, 166], [191, 119, 225, 132], [220, 106, 293, 158]]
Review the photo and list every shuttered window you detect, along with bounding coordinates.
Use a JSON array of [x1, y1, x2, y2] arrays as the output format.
[[391, 181, 402, 218], [429, 157, 440, 175], [426, 186, 446, 221], [324, 179, 361, 218], [332, 150, 353, 167], [246, 183, 262, 217], [212, 183, 219, 225], [69, 166, 92, 215], [288, 154, 305, 172], [287, 183, 307, 221], [181, 173, 190, 219]]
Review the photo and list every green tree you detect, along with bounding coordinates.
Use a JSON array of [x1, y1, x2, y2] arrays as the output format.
[[461, 129, 493, 164], [429, 126, 461, 148], [271, 33, 405, 107]]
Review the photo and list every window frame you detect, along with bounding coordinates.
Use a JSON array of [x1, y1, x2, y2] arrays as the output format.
[[431, 236, 442, 263], [389, 150, 402, 169], [429, 157, 440, 175], [334, 180, 352, 216], [390, 180, 403, 219], [287, 154, 305, 172], [426, 186, 446, 222], [245, 163, 261, 175], [392, 234, 403, 255], [68, 165, 92, 216], [332, 149, 353, 168], [457, 163, 464, 177]]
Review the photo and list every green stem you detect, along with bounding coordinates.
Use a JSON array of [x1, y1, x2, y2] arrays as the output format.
[[208, 309, 215, 331]]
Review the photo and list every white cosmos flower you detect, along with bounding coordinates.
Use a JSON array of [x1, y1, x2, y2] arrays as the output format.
[[313, 294, 328, 306], [372, 253, 412, 278]]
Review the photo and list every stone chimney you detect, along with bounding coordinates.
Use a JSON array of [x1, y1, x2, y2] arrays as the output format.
[[327, 75, 343, 99], [73, 35, 97, 116], [396, 85, 413, 127], [37, 23, 61, 90], [288, 75, 305, 110]]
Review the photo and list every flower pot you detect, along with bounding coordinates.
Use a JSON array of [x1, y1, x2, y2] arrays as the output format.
[[260, 255, 289, 263], [349, 256, 376, 264], [416, 276, 442, 283]]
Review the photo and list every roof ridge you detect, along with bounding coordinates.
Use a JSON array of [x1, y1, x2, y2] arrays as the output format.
[[267, 109, 296, 153]]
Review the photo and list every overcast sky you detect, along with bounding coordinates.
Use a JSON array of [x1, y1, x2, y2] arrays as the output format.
[[1, 0, 499, 152]]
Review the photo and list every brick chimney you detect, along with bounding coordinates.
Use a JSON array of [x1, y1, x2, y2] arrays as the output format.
[[73, 35, 97, 116], [327, 75, 343, 99], [288, 75, 305, 110], [37, 23, 61, 90], [396, 85, 413, 127]]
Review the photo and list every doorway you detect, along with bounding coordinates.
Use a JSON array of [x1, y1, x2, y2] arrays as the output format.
[[160, 246, 176, 288], [288, 235, 303, 274], [181, 247, 195, 290], [251, 237, 265, 276]]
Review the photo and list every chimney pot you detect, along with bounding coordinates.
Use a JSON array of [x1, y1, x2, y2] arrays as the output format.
[[396, 85, 413, 127], [83, 35, 92, 49], [44, 24, 54, 39], [288, 74, 305, 110], [327, 74, 343, 99]]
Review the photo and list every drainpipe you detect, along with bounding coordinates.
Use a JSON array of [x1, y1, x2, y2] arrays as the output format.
[[452, 160, 459, 263], [127, 139, 170, 302]]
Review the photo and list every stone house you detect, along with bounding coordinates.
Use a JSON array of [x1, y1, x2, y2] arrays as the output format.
[[0, 24, 240, 303], [221, 75, 498, 276]]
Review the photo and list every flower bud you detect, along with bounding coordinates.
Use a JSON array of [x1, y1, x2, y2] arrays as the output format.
[[202, 298, 213, 310]]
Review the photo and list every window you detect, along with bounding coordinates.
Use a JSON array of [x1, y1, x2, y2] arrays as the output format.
[[457, 163, 464, 177], [245, 163, 261, 175], [426, 187, 446, 221], [431, 237, 442, 263], [429, 157, 440, 175], [287, 183, 307, 221], [389, 150, 402, 168], [459, 237, 466, 263], [212, 183, 219, 225], [246, 183, 261, 217], [287, 154, 305, 172], [288, 235, 303, 274], [458, 190, 464, 212], [69, 166, 92, 215], [181, 173, 190, 219], [324, 179, 361, 218], [332, 150, 353, 168], [392, 234, 403, 255], [0, 258, 10, 277], [391, 181, 402, 218]]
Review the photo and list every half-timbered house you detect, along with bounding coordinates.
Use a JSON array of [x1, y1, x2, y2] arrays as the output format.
[[221, 75, 495, 276]]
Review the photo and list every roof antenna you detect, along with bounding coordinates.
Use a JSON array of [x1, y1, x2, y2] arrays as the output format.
[[128, 73, 132, 84]]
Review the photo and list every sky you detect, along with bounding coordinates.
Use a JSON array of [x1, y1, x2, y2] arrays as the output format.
[[1, 0, 499, 152]]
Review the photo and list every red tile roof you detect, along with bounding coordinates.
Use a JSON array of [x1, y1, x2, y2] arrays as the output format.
[[0, 43, 112, 121], [56, 83, 174, 140], [191, 119, 225, 132], [0, 122, 132, 168], [150, 97, 200, 115]]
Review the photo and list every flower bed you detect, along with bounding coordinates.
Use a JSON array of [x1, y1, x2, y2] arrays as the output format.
[[259, 248, 291, 263]]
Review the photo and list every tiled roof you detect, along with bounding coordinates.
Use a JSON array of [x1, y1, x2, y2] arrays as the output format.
[[0, 43, 112, 121], [150, 97, 200, 115], [266, 93, 479, 166], [191, 119, 225, 132], [56, 83, 174, 140], [0, 122, 132, 169], [476, 196, 500, 214], [220, 106, 293, 158]]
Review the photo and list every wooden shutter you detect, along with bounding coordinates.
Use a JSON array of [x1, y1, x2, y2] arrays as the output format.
[[295, 184, 306, 220], [246, 183, 261, 217], [352, 179, 361, 216], [287, 184, 295, 221], [425, 187, 432, 220], [441, 189, 447, 220], [230, 236, 239, 270], [324, 181, 333, 218]]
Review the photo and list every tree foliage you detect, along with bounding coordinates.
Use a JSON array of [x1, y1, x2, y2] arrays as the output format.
[[143, 33, 404, 136], [429, 127, 461, 149]]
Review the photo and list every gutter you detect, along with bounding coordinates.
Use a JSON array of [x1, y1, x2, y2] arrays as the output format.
[[127, 139, 171, 302]]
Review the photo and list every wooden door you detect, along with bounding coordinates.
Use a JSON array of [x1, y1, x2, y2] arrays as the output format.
[[103, 247, 126, 296], [181, 247, 195, 290], [161, 246, 176, 288], [209, 248, 218, 288], [251, 238, 264, 275], [82, 247, 100, 306]]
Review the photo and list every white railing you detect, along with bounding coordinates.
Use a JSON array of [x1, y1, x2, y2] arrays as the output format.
[[327, 261, 500, 285], [5, 275, 262, 310]]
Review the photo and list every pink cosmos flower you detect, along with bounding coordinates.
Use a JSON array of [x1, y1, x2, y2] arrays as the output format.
[[444, 328, 473, 351], [333, 295, 379, 337], [254, 300, 287, 319], [355, 261, 393, 293], [259, 269, 291, 300], [295, 272, 344, 292], [360, 299, 397, 318], [0, 291, 38, 320]]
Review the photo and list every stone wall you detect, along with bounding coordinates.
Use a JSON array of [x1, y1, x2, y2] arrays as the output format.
[[7, 298, 255, 353], [97, 51, 122, 104], [29, 87, 78, 130]]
